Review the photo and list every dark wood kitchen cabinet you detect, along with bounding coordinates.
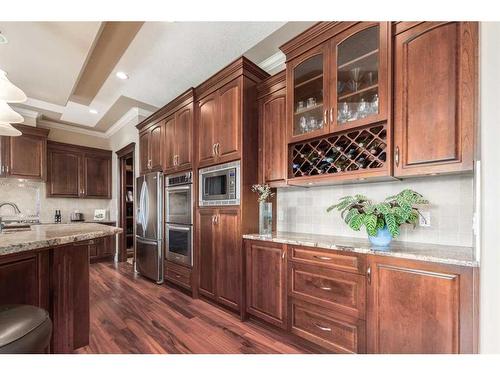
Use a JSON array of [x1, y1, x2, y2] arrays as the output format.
[[257, 71, 287, 187], [366, 254, 478, 354], [0, 124, 49, 180], [195, 57, 268, 168], [281, 22, 390, 143], [197, 207, 242, 312], [393, 22, 478, 177], [137, 88, 194, 174], [89, 235, 116, 263], [47, 141, 111, 198], [244, 240, 287, 329]]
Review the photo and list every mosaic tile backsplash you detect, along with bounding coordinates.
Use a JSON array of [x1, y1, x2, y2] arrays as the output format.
[[276, 174, 475, 247]]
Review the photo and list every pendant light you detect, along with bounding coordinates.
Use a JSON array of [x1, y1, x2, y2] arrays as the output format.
[[0, 101, 24, 123], [0, 122, 22, 136], [0, 69, 27, 103]]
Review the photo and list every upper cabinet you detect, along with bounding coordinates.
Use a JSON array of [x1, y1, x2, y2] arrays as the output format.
[[0, 124, 49, 180], [393, 22, 477, 177], [257, 71, 287, 187], [285, 22, 390, 144], [137, 88, 194, 175], [47, 141, 111, 199], [195, 57, 268, 168]]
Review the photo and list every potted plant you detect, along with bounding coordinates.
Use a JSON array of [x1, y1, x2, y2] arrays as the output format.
[[251, 184, 275, 237], [327, 189, 429, 247]]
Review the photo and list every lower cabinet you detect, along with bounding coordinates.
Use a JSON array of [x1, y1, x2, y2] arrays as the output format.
[[245, 240, 287, 329], [165, 260, 192, 291], [89, 235, 115, 263], [197, 207, 242, 312], [242, 239, 478, 354]]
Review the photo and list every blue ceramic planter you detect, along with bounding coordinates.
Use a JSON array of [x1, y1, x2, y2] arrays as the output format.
[[368, 226, 393, 248]]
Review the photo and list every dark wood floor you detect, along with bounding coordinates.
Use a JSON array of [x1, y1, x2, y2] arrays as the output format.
[[76, 261, 318, 354]]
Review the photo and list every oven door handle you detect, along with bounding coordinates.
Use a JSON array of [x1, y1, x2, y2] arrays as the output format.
[[166, 185, 192, 192], [166, 224, 191, 232]]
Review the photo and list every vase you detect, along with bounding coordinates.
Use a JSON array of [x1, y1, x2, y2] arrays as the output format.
[[368, 226, 393, 248], [259, 201, 272, 237]]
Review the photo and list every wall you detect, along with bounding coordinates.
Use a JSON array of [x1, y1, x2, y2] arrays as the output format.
[[0, 178, 111, 223], [479, 22, 500, 354], [277, 174, 474, 247]]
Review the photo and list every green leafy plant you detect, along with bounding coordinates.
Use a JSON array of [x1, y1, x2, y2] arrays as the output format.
[[326, 189, 429, 238], [251, 184, 275, 203]]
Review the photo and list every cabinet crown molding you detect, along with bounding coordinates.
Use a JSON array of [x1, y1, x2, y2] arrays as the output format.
[[257, 70, 286, 99]]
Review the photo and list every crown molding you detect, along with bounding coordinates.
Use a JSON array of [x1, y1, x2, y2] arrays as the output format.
[[258, 51, 286, 74], [106, 107, 153, 137], [11, 106, 41, 120], [38, 118, 108, 138]]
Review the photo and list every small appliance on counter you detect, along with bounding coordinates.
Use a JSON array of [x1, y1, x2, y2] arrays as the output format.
[[54, 210, 62, 223], [70, 211, 84, 222]]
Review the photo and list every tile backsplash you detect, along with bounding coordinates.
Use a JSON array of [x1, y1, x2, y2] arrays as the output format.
[[0, 178, 111, 223], [277, 174, 474, 247]]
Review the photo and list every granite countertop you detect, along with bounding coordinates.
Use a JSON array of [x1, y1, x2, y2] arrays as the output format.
[[0, 223, 122, 257], [243, 232, 478, 267]]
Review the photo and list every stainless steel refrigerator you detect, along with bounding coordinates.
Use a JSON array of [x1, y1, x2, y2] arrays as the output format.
[[135, 172, 164, 284]]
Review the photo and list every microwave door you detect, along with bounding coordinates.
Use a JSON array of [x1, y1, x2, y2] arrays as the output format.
[[203, 173, 228, 200]]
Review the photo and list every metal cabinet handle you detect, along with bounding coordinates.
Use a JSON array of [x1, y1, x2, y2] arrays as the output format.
[[367, 266, 372, 285], [282, 250, 286, 260], [318, 286, 332, 291], [0, 165, 3, 174], [313, 323, 332, 332], [330, 108, 334, 124], [216, 214, 219, 224], [216, 143, 220, 156], [313, 255, 332, 261], [212, 144, 217, 156], [395, 147, 400, 167], [211, 215, 215, 224], [323, 110, 328, 125], [175, 274, 181, 279]]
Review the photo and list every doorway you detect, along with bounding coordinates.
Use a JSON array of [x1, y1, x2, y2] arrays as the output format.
[[116, 143, 135, 263]]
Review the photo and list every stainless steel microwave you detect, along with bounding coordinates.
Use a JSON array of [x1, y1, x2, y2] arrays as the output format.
[[199, 161, 240, 206]]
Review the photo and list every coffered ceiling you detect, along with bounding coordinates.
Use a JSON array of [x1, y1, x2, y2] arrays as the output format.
[[0, 21, 313, 137]]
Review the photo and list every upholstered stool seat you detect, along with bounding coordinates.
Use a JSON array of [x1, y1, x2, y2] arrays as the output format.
[[0, 305, 52, 354]]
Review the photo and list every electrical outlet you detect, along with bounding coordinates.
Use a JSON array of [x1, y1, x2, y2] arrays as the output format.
[[419, 211, 431, 227]]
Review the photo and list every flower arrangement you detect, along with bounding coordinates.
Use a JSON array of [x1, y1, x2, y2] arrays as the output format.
[[326, 189, 429, 238], [251, 184, 275, 203]]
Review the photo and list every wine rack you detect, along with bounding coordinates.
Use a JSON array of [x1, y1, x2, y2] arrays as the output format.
[[290, 123, 388, 178]]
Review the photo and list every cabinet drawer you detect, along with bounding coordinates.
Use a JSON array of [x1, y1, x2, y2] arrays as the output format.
[[291, 299, 366, 354], [290, 246, 365, 274], [290, 262, 366, 319], [165, 262, 192, 290]]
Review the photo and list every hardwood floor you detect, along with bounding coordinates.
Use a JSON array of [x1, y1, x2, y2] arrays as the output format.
[[75, 261, 319, 354]]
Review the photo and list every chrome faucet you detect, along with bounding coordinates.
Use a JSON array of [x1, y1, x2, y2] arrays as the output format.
[[0, 202, 21, 215]]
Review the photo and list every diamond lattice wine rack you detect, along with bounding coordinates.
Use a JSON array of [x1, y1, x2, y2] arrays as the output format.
[[289, 123, 389, 183]]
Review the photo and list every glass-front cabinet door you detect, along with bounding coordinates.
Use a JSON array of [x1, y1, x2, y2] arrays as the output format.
[[287, 43, 329, 142], [331, 22, 389, 131]]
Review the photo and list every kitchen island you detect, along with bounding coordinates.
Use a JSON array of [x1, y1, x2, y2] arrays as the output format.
[[0, 223, 122, 353]]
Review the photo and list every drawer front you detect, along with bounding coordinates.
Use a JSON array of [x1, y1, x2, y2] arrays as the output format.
[[290, 263, 366, 319], [290, 246, 365, 274], [291, 300, 366, 354], [165, 262, 192, 290]]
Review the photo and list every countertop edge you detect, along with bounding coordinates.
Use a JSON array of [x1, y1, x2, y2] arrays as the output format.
[[242, 234, 479, 268]]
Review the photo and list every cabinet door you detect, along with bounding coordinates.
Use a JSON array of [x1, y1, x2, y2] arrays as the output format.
[[287, 43, 330, 143], [175, 103, 193, 170], [149, 122, 163, 172], [4, 133, 46, 180], [197, 93, 217, 166], [83, 154, 111, 198], [366, 256, 476, 354], [163, 115, 176, 173], [394, 22, 477, 176], [139, 131, 150, 175], [217, 79, 241, 162], [261, 89, 287, 185], [198, 209, 217, 298], [331, 22, 389, 131], [47, 149, 81, 197], [215, 208, 241, 311], [245, 241, 287, 328]]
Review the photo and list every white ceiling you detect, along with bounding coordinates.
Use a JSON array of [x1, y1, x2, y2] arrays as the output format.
[[0, 21, 311, 135]]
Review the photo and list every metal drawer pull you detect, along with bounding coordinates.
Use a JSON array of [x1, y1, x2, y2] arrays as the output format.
[[313, 255, 332, 261], [314, 323, 332, 332], [318, 286, 332, 291], [175, 274, 181, 278]]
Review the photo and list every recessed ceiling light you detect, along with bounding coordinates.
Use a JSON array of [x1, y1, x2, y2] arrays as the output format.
[[89, 109, 98, 114], [0, 32, 7, 45], [116, 71, 129, 80]]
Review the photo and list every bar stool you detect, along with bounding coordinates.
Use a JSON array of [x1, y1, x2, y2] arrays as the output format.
[[0, 305, 52, 354]]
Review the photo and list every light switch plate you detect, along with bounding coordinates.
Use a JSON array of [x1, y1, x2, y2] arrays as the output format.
[[419, 211, 431, 227]]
